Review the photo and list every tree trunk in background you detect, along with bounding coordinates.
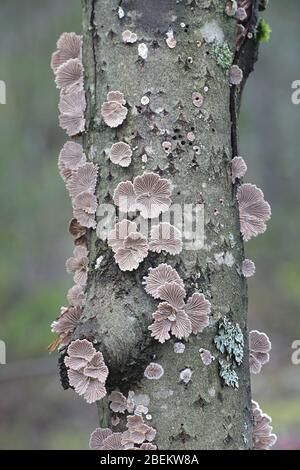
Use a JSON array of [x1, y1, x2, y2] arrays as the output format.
[[77, 0, 257, 450]]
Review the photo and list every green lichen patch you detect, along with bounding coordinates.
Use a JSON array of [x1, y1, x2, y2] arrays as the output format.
[[214, 316, 244, 365], [211, 42, 233, 70], [257, 19, 272, 43], [219, 359, 239, 388]]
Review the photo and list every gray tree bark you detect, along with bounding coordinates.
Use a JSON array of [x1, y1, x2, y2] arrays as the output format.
[[73, 0, 258, 450]]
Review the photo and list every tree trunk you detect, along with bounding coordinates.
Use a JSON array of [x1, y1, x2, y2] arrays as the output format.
[[75, 0, 257, 450]]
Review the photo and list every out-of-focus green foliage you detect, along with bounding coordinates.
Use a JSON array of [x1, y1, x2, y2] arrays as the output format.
[[0, 0, 80, 360], [2, 285, 68, 358]]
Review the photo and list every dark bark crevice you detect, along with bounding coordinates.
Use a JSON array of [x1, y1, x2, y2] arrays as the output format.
[[230, 0, 260, 159], [90, 0, 98, 110]]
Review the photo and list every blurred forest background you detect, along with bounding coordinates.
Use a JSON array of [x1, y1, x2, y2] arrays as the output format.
[[0, 0, 299, 450]]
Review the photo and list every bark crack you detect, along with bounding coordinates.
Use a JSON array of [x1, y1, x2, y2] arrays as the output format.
[[230, 0, 259, 159], [90, 0, 98, 112]]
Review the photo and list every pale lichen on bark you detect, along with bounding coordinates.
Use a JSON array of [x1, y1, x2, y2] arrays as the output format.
[[73, 0, 257, 449]]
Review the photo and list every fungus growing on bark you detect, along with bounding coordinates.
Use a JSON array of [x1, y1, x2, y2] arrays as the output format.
[[67, 283, 86, 308], [122, 30, 138, 44], [115, 232, 148, 271], [101, 433, 125, 450], [158, 282, 186, 309], [108, 390, 137, 414], [231, 156, 247, 182], [68, 364, 106, 403], [126, 391, 136, 414], [51, 306, 82, 348], [149, 223, 182, 255], [252, 401, 277, 450], [230, 65, 243, 85], [73, 208, 96, 229], [121, 415, 156, 448], [65, 338, 95, 369], [65, 245, 88, 285], [192, 92, 204, 108], [138, 43, 148, 60], [180, 368, 193, 384], [148, 280, 211, 343], [237, 183, 271, 241], [65, 161, 98, 229], [101, 100, 128, 128], [241, 259, 256, 278], [174, 342, 186, 354], [55, 58, 83, 91], [149, 300, 191, 343], [51, 32, 82, 73], [144, 363, 164, 380], [162, 141, 172, 154], [148, 281, 210, 344], [200, 349, 215, 365], [113, 181, 137, 213], [101, 91, 127, 128], [113, 173, 172, 218], [109, 142, 132, 167], [59, 90, 86, 136], [185, 293, 211, 334], [107, 91, 126, 105], [51, 306, 81, 336], [72, 232, 86, 246], [108, 220, 138, 253], [235, 7, 247, 21], [73, 191, 97, 215], [57, 154, 83, 187], [117, 6, 125, 19], [225, 0, 238, 17], [108, 391, 128, 414], [141, 95, 150, 106], [65, 340, 108, 404], [134, 405, 149, 416], [134, 172, 172, 219], [67, 162, 98, 199], [187, 131, 195, 142], [166, 30, 177, 49], [59, 141, 86, 171], [89, 429, 126, 450], [249, 330, 271, 374], [58, 164, 72, 183], [139, 443, 157, 450], [89, 428, 113, 450], [143, 263, 184, 299]]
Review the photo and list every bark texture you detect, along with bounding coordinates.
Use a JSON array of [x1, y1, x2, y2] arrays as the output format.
[[75, 0, 255, 450]]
